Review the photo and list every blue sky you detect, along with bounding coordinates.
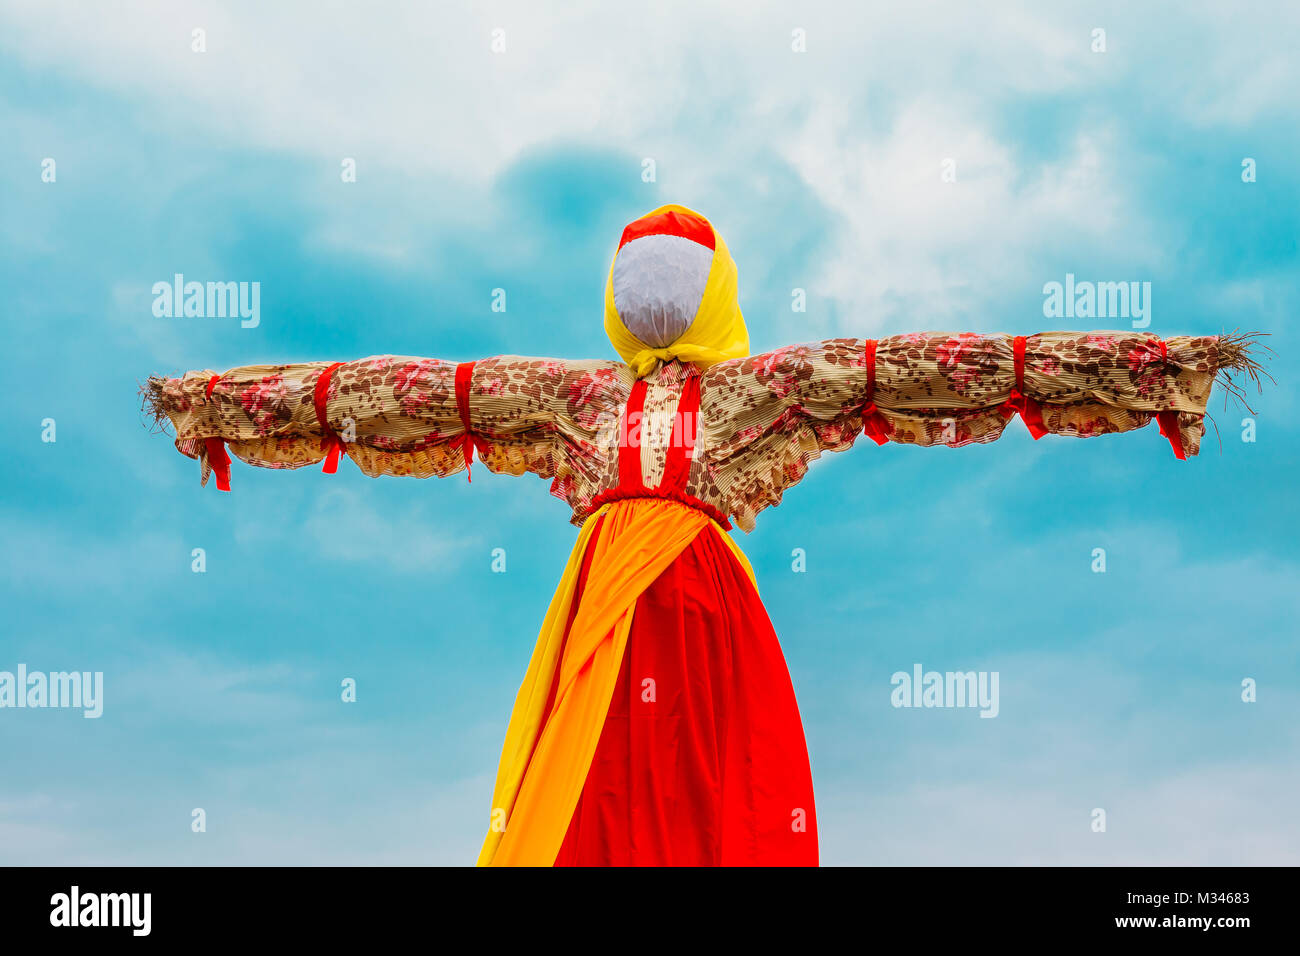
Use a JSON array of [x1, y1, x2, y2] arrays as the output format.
[[1, 0, 1296, 865]]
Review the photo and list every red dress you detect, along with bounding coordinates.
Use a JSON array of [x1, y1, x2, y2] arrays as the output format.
[[552, 373, 819, 866]]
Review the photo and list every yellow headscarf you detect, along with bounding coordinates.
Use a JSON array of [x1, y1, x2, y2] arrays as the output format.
[[604, 204, 749, 378]]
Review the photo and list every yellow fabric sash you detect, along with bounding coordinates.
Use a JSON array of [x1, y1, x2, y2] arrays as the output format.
[[477, 497, 754, 866]]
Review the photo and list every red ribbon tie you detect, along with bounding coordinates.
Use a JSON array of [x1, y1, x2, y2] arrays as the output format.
[[998, 335, 1048, 440], [861, 339, 892, 446], [451, 361, 488, 482], [313, 362, 347, 474], [1156, 410, 1187, 460], [204, 375, 231, 491], [1152, 338, 1186, 459]]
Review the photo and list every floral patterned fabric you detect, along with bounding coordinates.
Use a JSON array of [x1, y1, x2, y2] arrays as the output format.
[[152, 332, 1231, 532]]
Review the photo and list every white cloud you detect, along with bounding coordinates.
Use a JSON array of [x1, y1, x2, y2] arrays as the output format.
[[2, 0, 1293, 867], [4, 0, 1290, 334], [780, 97, 1150, 334]]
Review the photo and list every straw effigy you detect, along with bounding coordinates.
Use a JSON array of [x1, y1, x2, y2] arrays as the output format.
[[139, 204, 1273, 867]]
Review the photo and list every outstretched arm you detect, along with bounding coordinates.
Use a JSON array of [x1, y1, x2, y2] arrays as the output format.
[[143, 355, 632, 493], [697, 331, 1266, 530], [701, 330, 1266, 475]]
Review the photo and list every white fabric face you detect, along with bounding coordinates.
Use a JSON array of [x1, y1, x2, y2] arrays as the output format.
[[612, 233, 713, 348]]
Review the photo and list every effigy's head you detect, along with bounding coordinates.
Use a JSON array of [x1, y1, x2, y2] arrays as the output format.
[[604, 204, 749, 378]]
